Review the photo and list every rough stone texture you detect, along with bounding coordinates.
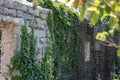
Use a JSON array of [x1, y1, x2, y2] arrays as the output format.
[[0, 7, 3, 14], [0, 0, 49, 27], [16, 10, 23, 17], [3, 8, 16, 16], [2, 16, 14, 22], [0, 23, 17, 80], [3, 0, 13, 8], [0, 0, 3, 6], [0, 0, 50, 80], [28, 7, 39, 17]]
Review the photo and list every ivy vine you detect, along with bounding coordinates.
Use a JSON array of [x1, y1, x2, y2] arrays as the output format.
[[43, 0, 81, 79], [9, 0, 82, 80], [9, 24, 54, 80]]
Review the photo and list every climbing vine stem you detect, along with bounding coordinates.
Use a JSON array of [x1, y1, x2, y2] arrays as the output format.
[[9, 24, 54, 80], [44, 0, 82, 79]]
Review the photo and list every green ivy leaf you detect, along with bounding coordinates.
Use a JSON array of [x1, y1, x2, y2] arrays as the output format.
[[110, 16, 118, 28], [96, 33, 102, 40], [109, 16, 119, 36], [64, 0, 68, 3], [94, 0, 100, 6], [96, 31, 108, 41], [80, 3, 87, 21], [101, 11, 109, 21], [90, 11, 99, 26], [105, 5, 111, 14], [109, 29, 115, 37], [117, 49, 120, 57], [102, 31, 108, 36], [115, 5, 120, 11]]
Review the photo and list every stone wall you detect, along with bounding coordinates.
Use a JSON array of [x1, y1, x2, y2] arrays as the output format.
[[0, 0, 50, 80]]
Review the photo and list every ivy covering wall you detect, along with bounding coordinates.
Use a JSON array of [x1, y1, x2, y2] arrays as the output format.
[[9, 25, 54, 80], [10, 0, 81, 80], [42, 0, 81, 79]]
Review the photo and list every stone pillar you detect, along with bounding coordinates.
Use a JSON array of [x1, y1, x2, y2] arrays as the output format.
[[0, 23, 17, 80], [84, 41, 91, 80]]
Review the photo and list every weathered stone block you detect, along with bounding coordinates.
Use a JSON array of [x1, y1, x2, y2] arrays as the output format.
[[13, 1, 22, 10], [3, 0, 13, 8], [9, 9, 16, 16], [35, 30, 46, 38], [23, 13, 34, 20], [39, 13, 48, 20], [0, 14, 3, 20], [2, 16, 14, 22], [35, 18, 40, 23], [36, 43, 45, 51], [40, 24, 45, 30], [43, 21, 48, 29], [13, 18, 25, 26], [0, 7, 3, 14], [33, 24, 40, 29], [28, 7, 39, 17], [39, 37, 47, 44], [3, 7, 8, 15], [13, 0, 28, 11], [43, 8, 49, 14], [0, 0, 3, 6], [40, 20, 48, 30], [16, 10, 23, 17], [21, 4, 28, 12], [3, 8, 16, 16], [34, 18, 42, 27]]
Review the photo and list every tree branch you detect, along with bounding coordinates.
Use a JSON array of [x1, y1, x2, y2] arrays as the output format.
[[98, 39, 118, 48]]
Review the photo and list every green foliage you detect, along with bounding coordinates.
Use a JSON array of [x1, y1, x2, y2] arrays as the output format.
[[33, 0, 38, 6], [10, 0, 82, 80], [96, 31, 108, 41], [112, 73, 120, 80], [42, 0, 81, 79], [79, 3, 87, 21], [9, 24, 54, 80], [117, 49, 120, 57], [67, 0, 120, 45], [86, 0, 120, 26], [112, 61, 120, 80], [92, 1, 119, 36]]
